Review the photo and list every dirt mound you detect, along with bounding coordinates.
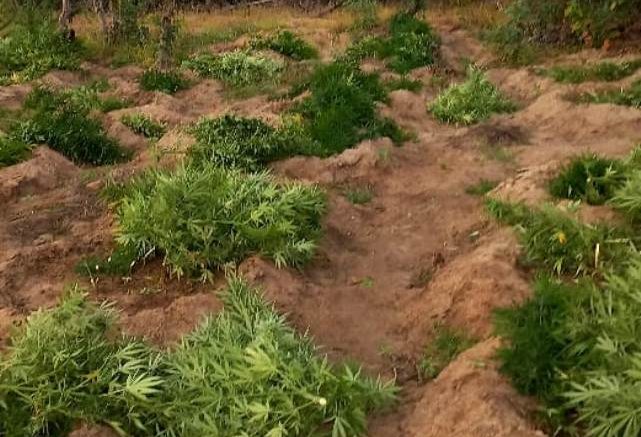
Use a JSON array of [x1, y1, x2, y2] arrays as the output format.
[[0, 146, 79, 202], [405, 229, 530, 341], [69, 424, 119, 437], [490, 162, 558, 205], [155, 129, 197, 168], [403, 338, 546, 437], [0, 83, 32, 110], [272, 138, 393, 185], [120, 292, 222, 345]]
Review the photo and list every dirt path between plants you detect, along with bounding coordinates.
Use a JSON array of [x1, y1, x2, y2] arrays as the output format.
[[2, 16, 641, 437]]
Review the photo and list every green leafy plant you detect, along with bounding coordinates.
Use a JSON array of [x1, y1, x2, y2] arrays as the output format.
[[12, 86, 129, 165], [293, 61, 402, 155], [486, 199, 632, 276], [115, 165, 326, 279], [542, 59, 641, 84], [250, 30, 318, 61], [0, 19, 82, 85], [0, 135, 31, 167], [419, 324, 476, 379], [184, 50, 283, 88], [385, 76, 423, 93], [549, 154, 627, 205], [429, 68, 515, 125], [0, 280, 396, 436], [189, 114, 302, 171], [578, 79, 641, 108], [139, 69, 190, 94], [121, 113, 166, 141], [611, 170, 641, 222], [75, 244, 144, 277]]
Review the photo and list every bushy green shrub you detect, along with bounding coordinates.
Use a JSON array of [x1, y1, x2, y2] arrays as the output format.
[[543, 59, 641, 84], [611, 170, 641, 222], [0, 20, 82, 85], [549, 154, 627, 205], [0, 136, 31, 167], [385, 12, 439, 74], [0, 280, 395, 436], [139, 69, 189, 94], [189, 114, 305, 171], [75, 244, 144, 277], [486, 199, 632, 276], [13, 86, 129, 165], [116, 165, 326, 279], [121, 113, 166, 141], [342, 13, 439, 74], [184, 50, 283, 87], [294, 61, 402, 155], [429, 68, 515, 125], [579, 79, 641, 108], [250, 30, 318, 61]]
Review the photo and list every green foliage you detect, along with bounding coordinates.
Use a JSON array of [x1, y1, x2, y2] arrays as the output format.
[[465, 179, 499, 196], [139, 69, 189, 94], [121, 113, 166, 141], [611, 170, 641, 222], [385, 12, 440, 74], [494, 276, 588, 408], [189, 114, 300, 171], [549, 154, 627, 205], [0, 19, 82, 85], [0, 136, 31, 167], [543, 59, 641, 84], [485, 199, 632, 276], [342, 13, 439, 74], [0, 280, 395, 436], [184, 50, 283, 88], [419, 325, 476, 379], [250, 30, 318, 61], [294, 61, 400, 155], [429, 68, 515, 125], [115, 165, 326, 279], [384, 76, 423, 93], [579, 79, 641, 109], [13, 86, 129, 165], [75, 244, 144, 277]]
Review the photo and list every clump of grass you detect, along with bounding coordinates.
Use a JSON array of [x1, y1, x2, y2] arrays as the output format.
[[419, 324, 476, 379], [12, 86, 129, 166], [385, 12, 440, 74], [0, 280, 395, 436], [250, 29, 318, 60], [189, 114, 302, 171], [75, 244, 144, 277], [116, 165, 326, 280], [294, 61, 404, 155], [611, 170, 641, 222], [0, 136, 32, 167], [549, 154, 627, 205], [344, 186, 374, 204], [139, 69, 190, 94], [485, 199, 633, 276], [121, 113, 166, 141], [465, 179, 499, 196], [542, 59, 641, 84], [385, 76, 423, 93], [342, 12, 439, 74], [429, 68, 515, 125], [0, 19, 82, 85], [183, 50, 283, 88], [578, 79, 641, 108]]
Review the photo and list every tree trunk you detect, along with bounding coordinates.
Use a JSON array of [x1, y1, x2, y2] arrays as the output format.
[[58, 0, 72, 32], [156, 1, 176, 71]]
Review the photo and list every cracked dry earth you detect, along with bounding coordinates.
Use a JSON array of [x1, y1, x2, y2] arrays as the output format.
[[2, 15, 641, 437]]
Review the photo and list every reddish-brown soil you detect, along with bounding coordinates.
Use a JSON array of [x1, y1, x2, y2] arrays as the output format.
[[2, 11, 641, 437]]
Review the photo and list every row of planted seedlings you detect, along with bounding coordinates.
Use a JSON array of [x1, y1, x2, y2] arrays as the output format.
[[0, 12, 444, 436], [483, 148, 641, 436]]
